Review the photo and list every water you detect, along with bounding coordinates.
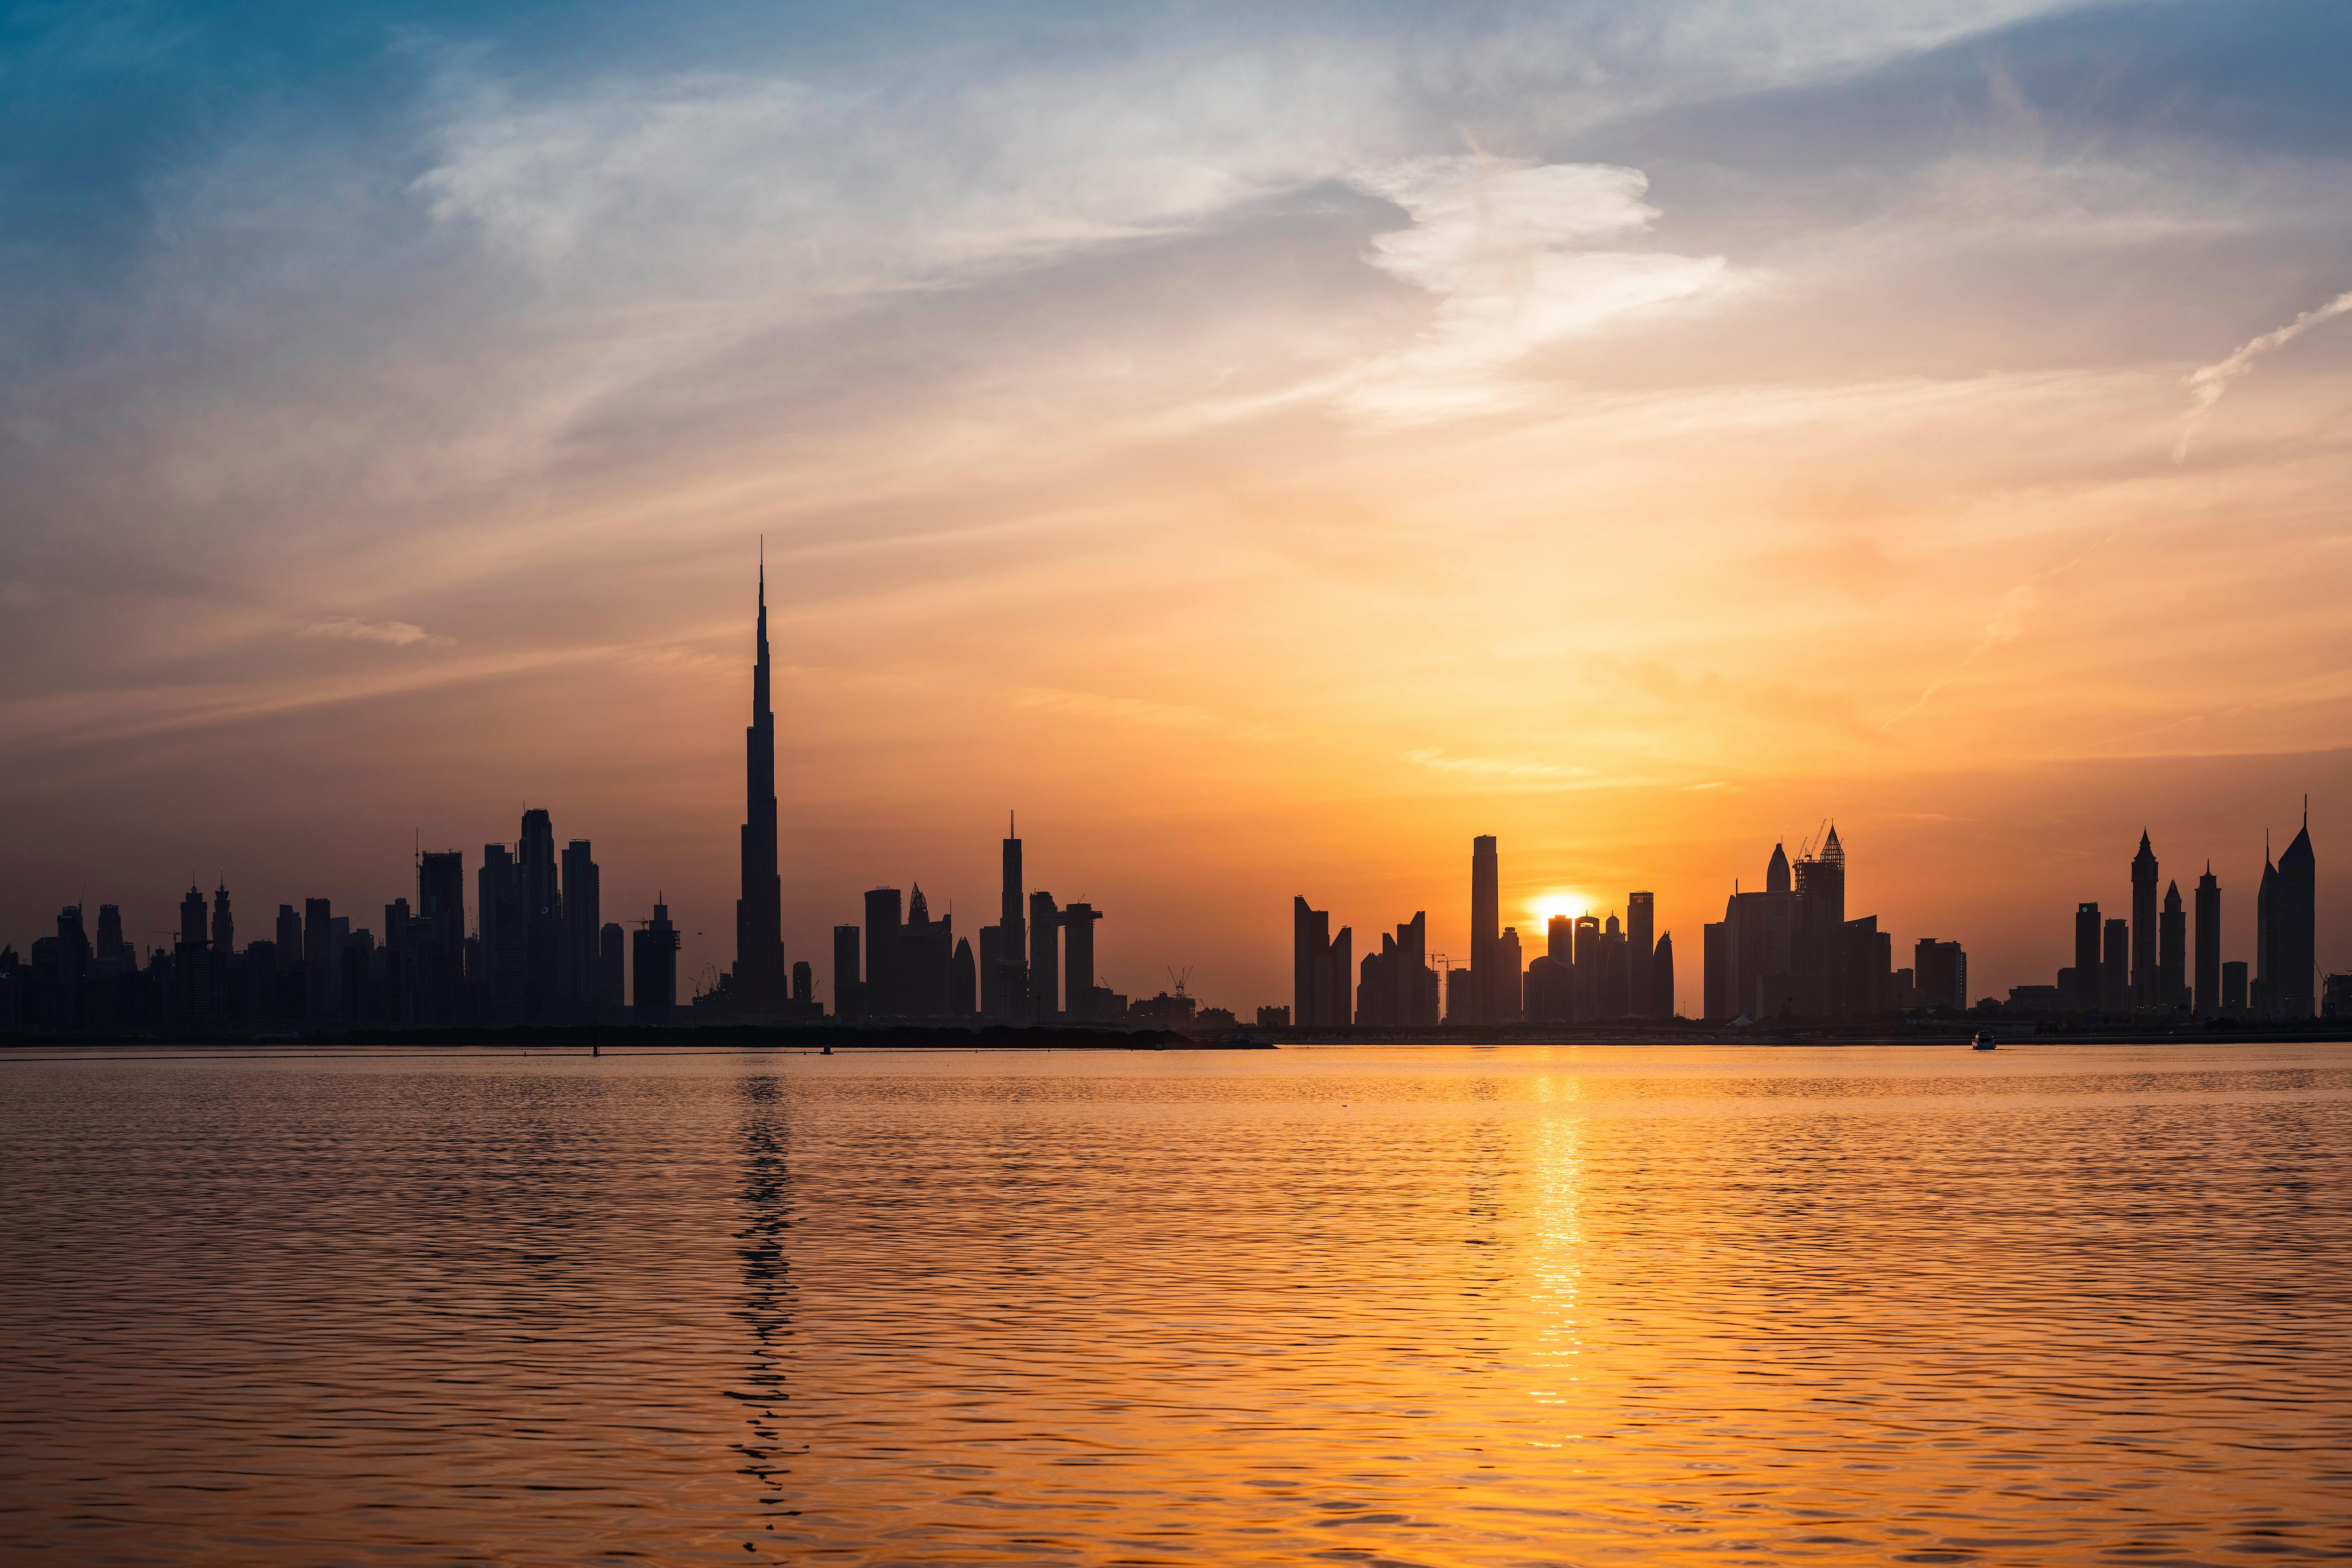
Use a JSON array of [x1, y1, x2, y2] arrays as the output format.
[[3, 1042, 2347, 1566]]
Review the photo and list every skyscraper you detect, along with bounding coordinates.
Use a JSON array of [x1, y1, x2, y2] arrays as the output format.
[[1292, 896, 1349, 1029], [1063, 902, 1102, 1020], [2073, 902, 2101, 1012], [864, 887, 903, 1017], [2254, 843, 2278, 1016], [2278, 806, 2316, 1019], [562, 839, 600, 1004], [518, 809, 563, 1022], [832, 923, 861, 1020], [1030, 890, 1060, 1022], [1470, 836, 1498, 1026], [949, 939, 976, 1016], [1653, 931, 1676, 1018], [2101, 917, 2129, 1014], [210, 883, 233, 955], [2193, 862, 2221, 1019], [999, 816, 1027, 1015], [1626, 891, 1656, 1018], [733, 554, 788, 1011], [632, 900, 679, 1022], [2158, 881, 2185, 1010], [2130, 831, 2158, 1007]]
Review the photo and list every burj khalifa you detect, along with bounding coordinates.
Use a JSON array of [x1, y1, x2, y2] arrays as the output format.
[[732, 554, 787, 1010]]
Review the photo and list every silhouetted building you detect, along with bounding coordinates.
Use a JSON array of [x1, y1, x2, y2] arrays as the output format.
[[1915, 939, 1968, 1012], [1062, 903, 1103, 1019], [1030, 890, 1060, 1022], [949, 939, 975, 1017], [1841, 916, 1893, 1015], [1356, 911, 1438, 1027], [1702, 919, 1731, 1019], [2194, 863, 2222, 1019], [632, 901, 679, 1021], [832, 923, 862, 1020], [2254, 844, 2279, 1016], [1653, 931, 1674, 1018], [517, 809, 564, 1022], [1470, 835, 1499, 1025], [1598, 914, 1630, 1019], [731, 556, 789, 1011], [1257, 1005, 1290, 1028], [2222, 959, 2248, 1016], [275, 904, 302, 973], [1445, 965, 1477, 1024], [1292, 896, 1351, 1029], [2158, 881, 2186, 1010], [2322, 973, 2352, 1020], [2072, 902, 2101, 1012], [1792, 828, 1844, 1010], [2278, 808, 2316, 1019], [793, 959, 812, 1006], [1627, 891, 1657, 1018], [991, 817, 1028, 1021], [304, 896, 333, 1022], [1494, 926, 1522, 1022], [416, 850, 467, 1023], [2101, 917, 2129, 1013], [211, 883, 233, 956], [864, 886, 903, 1017], [2130, 830, 2159, 1007], [479, 844, 523, 1023], [599, 922, 626, 1009], [900, 884, 952, 1017], [562, 839, 600, 1006]]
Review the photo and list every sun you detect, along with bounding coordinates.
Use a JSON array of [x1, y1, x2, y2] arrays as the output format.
[[1530, 892, 1591, 926]]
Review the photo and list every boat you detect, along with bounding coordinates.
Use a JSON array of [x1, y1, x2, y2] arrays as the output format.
[[1971, 1030, 1997, 1051]]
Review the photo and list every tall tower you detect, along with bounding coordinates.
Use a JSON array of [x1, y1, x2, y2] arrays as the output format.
[[2278, 804, 2316, 1019], [211, 883, 234, 955], [1627, 891, 1656, 1018], [2255, 840, 2279, 1016], [2193, 862, 2221, 1019], [735, 551, 787, 1010], [2158, 880, 2185, 1011], [1470, 836, 1499, 1025], [2130, 830, 2159, 1007]]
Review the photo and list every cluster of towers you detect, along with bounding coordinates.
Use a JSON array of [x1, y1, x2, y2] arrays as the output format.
[[825, 819, 1110, 1024], [1291, 834, 1674, 1028], [1699, 828, 1960, 1020], [2061, 814, 2317, 1018], [0, 809, 680, 1035]]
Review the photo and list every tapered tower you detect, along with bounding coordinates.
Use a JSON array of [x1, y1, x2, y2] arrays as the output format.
[[734, 550, 787, 1010], [2130, 830, 2158, 1007]]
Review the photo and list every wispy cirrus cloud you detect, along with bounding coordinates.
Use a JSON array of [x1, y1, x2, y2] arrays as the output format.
[[298, 615, 454, 649]]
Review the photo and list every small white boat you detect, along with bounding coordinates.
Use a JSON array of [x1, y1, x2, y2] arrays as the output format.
[[1971, 1030, 1997, 1051]]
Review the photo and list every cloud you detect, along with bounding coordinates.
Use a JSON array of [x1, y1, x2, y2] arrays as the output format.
[[2175, 287, 2352, 462], [1336, 158, 1744, 415], [298, 615, 454, 649], [1406, 748, 1595, 780]]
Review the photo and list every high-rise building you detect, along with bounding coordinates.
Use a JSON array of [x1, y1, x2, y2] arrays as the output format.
[[1626, 891, 1656, 1018], [631, 901, 679, 1022], [303, 897, 333, 1021], [1572, 913, 1601, 1020], [1914, 938, 1968, 1011], [479, 844, 523, 1023], [732, 556, 788, 1011], [1702, 919, 1732, 1019], [2101, 917, 2129, 1013], [2158, 881, 2186, 1010], [1063, 903, 1103, 1020], [2073, 903, 2101, 1012], [1495, 926, 1523, 1022], [1653, 931, 1675, 1018], [599, 922, 626, 1009], [2278, 807, 2316, 1019], [562, 839, 600, 1005], [2130, 831, 2159, 1007], [1469, 836, 1498, 1025], [1030, 890, 1061, 1022], [518, 809, 563, 1021], [996, 818, 1028, 1018], [1291, 896, 1350, 1029], [1792, 829, 1844, 1009], [2254, 844, 2279, 1016], [832, 923, 861, 1020], [901, 885, 952, 1017], [210, 883, 233, 955], [416, 850, 467, 1023], [1355, 912, 1438, 1027], [864, 887, 903, 1018], [792, 960, 812, 1006], [276, 905, 302, 973], [2222, 959, 2248, 1016], [2194, 863, 2221, 1019], [180, 886, 209, 952], [949, 940, 975, 1016]]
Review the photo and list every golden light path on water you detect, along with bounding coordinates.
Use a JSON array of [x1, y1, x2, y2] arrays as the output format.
[[1, 1041, 2347, 1565]]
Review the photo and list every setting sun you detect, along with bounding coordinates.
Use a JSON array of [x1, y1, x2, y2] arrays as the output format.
[[1531, 894, 1593, 927]]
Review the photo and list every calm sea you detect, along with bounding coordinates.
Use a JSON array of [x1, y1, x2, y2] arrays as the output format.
[[2, 1043, 2346, 1565]]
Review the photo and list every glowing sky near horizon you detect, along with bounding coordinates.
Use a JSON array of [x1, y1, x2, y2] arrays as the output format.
[[5, 0, 2351, 1011]]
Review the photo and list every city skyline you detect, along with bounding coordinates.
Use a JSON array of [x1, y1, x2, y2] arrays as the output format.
[[3, 560, 2337, 1026], [7, 1, 2352, 1015]]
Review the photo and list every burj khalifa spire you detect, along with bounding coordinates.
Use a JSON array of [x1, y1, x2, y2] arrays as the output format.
[[733, 547, 787, 1010]]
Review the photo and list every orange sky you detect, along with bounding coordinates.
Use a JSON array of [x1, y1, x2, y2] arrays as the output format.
[[5, 0, 2350, 1012]]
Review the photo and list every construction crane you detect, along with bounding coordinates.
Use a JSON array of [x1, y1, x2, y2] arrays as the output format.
[[1166, 966, 1192, 997]]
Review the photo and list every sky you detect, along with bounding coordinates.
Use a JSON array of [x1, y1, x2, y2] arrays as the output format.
[[5, 0, 2351, 1015]]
